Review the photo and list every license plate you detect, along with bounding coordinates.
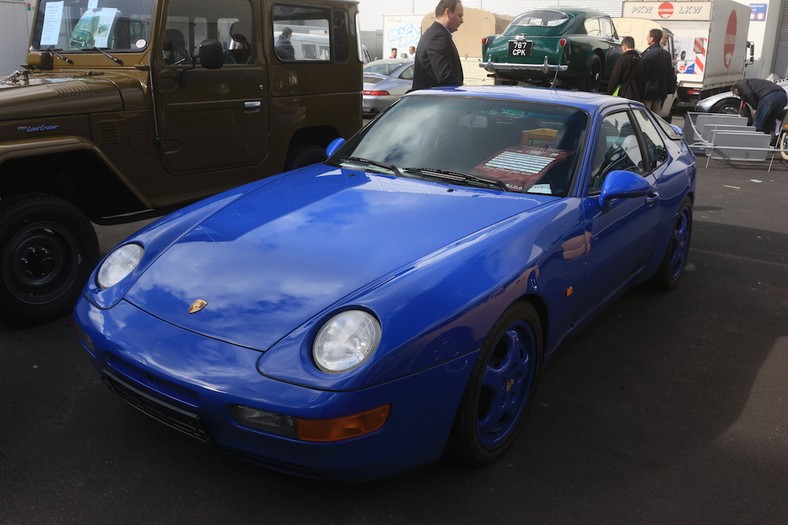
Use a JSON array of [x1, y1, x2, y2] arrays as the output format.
[[508, 40, 533, 57]]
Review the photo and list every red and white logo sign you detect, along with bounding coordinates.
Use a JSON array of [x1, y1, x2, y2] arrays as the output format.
[[658, 2, 674, 18], [723, 11, 737, 69]]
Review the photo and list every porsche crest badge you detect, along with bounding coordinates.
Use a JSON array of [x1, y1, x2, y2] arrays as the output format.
[[188, 299, 208, 314]]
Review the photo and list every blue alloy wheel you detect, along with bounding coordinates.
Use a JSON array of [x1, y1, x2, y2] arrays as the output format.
[[653, 196, 692, 290], [449, 302, 542, 465]]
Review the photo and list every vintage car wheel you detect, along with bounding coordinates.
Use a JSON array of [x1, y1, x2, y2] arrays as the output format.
[[448, 302, 542, 465], [581, 55, 603, 93], [0, 194, 99, 326], [778, 130, 788, 161], [652, 196, 692, 291]]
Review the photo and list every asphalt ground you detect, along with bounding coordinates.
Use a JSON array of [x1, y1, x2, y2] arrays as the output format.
[[1, 145, 787, 524]]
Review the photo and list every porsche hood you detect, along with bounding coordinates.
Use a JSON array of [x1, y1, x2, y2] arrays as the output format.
[[123, 167, 546, 351]]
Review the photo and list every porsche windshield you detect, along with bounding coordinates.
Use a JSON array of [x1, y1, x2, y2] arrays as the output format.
[[31, 0, 154, 52], [333, 94, 588, 197]]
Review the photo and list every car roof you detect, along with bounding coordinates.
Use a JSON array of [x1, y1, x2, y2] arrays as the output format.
[[403, 85, 620, 113], [515, 6, 610, 18]]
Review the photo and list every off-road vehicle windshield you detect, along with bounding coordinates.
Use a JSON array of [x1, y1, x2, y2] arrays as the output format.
[[31, 0, 154, 53]]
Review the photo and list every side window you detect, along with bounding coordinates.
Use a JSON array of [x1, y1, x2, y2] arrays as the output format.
[[163, 0, 253, 66], [399, 65, 414, 80], [273, 5, 335, 62], [589, 111, 644, 193], [599, 17, 615, 38], [633, 109, 668, 169], [584, 18, 601, 36]]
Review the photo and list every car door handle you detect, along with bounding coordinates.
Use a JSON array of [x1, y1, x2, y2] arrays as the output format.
[[244, 100, 262, 111], [645, 192, 659, 206]]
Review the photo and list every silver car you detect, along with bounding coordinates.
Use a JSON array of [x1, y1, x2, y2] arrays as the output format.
[[363, 59, 414, 118], [695, 79, 788, 117]]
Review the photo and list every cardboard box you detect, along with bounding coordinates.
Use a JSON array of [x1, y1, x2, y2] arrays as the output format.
[[521, 128, 558, 148]]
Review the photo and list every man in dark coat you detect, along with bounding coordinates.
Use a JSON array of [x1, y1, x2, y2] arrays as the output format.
[[412, 0, 464, 90], [608, 36, 644, 101], [641, 28, 674, 113], [733, 78, 788, 134], [275, 27, 295, 61]]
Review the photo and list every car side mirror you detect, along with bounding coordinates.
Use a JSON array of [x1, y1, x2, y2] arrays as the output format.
[[199, 39, 224, 70], [326, 138, 346, 157], [598, 170, 651, 209]]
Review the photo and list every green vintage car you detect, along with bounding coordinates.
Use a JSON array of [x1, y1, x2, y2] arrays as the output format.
[[480, 8, 621, 92]]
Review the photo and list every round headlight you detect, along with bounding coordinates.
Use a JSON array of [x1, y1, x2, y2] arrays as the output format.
[[313, 310, 381, 373], [97, 244, 144, 289]]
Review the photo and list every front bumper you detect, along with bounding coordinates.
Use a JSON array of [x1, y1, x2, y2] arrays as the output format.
[[74, 298, 477, 482]]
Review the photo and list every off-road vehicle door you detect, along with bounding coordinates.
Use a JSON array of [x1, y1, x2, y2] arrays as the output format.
[[154, 0, 267, 176]]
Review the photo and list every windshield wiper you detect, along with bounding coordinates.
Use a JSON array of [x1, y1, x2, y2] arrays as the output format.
[[45, 48, 74, 64], [332, 155, 402, 177], [89, 47, 124, 65], [403, 167, 508, 191]]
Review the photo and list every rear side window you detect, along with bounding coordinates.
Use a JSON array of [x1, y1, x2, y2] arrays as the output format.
[[273, 5, 348, 62]]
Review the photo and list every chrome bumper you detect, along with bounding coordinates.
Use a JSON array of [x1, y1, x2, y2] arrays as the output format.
[[480, 56, 568, 74]]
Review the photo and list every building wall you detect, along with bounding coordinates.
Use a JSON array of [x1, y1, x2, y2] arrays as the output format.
[[358, 0, 626, 32], [0, 0, 34, 76]]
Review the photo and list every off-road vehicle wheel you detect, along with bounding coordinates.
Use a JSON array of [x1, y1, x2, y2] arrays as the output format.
[[0, 194, 99, 326]]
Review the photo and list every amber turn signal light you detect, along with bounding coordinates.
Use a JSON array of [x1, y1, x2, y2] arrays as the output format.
[[296, 405, 391, 442]]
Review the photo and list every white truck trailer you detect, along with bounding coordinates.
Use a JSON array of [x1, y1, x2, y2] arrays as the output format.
[[621, 0, 753, 109]]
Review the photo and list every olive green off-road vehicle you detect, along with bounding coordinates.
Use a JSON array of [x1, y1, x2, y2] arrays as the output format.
[[0, 0, 363, 325]]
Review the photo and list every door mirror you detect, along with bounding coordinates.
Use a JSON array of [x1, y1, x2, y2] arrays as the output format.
[[326, 137, 346, 157], [598, 170, 651, 209]]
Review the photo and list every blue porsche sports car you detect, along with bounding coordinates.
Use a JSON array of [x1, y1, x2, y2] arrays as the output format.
[[74, 86, 696, 482]]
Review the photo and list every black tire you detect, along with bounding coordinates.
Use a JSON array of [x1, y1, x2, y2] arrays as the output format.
[[581, 55, 603, 93], [0, 194, 99, 326], [778, 130, 788, 162], [652, 196, 692, 291], [711, 99, 741, 115], [285, 144, 326, 170], [448, 302, 542, 465]]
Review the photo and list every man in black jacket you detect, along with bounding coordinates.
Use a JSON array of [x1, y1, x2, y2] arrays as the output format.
[[641, 28, 673, 113], [608, 36, 644, 101], [733, 78, 788, 134], [412, 0, 464, 90]]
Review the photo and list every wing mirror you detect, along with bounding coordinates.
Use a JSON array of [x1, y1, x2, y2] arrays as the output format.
[[598, 170, 652, 209], [326, 138, 346, 157]]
